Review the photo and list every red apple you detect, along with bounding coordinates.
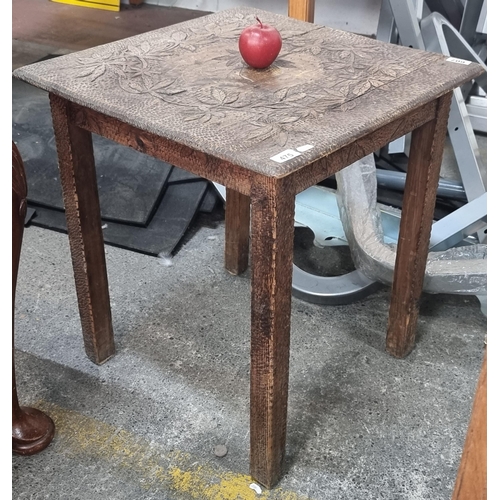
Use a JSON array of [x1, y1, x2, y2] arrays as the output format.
[[238, 17, 282, 69]]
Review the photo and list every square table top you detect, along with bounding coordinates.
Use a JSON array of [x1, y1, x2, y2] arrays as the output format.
[[13, 7, 483, 178]]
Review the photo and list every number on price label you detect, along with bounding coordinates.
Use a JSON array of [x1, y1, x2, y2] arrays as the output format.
[[270, 149, 301, 163]]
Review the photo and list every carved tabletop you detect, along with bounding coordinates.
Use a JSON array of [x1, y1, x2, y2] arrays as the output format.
[[13, 7, 481, 178], [12, 6, 484, 490]]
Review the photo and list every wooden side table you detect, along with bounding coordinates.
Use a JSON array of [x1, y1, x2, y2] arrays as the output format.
[[13, 7, 484, 488]]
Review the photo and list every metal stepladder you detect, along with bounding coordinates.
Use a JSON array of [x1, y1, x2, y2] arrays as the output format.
[[289, 0, 487, 312]]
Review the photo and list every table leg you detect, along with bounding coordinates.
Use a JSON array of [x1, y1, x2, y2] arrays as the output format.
[[225, 188, 250, 275], [288, 0, 315, 22], [12, 142, 55, 455], [249, 178, 295, 488], [386, 92, 453, 358], [452, 351, 487, 500], [49, 94, 115, 365]]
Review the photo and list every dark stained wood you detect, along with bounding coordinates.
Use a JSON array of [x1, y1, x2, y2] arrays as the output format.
[[288, 0, 315, 22], [225, 188, 251, 275], [250, 176, 295, 488], [12, 5, 485, 488], [386, 92, 453, 358], [290, 99, 437, 195], [12, 142, 55, 456], [452, 351, 487, 500], [49, 95, 115, 365], [70, 103, 254, 196]]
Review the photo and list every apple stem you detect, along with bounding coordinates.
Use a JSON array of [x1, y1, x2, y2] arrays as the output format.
[[255, 16, 263, 29]]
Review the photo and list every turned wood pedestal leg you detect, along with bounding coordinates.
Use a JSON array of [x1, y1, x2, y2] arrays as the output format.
[[12, 142, 55, 456]]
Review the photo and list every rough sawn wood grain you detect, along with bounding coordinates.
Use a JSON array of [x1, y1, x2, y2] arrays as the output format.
[[12, 6, 485, 489]]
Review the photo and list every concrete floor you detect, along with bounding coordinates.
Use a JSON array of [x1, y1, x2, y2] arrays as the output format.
[[12, 1, 487, 499]]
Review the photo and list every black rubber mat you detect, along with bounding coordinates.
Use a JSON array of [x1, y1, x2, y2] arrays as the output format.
[[28, 181, 210, 257], [198, 186, 219, 213], [13, 64, 220, 256], [168, 166, 202, 184], [13, 77, 173, 227]]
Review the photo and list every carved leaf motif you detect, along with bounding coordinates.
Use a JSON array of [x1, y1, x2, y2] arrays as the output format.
[[76, 65, 104, 79], [188, 26, 207, 35], [276, 130, 288, 147], [342, 51, 356, 66], [246, 124, 274, 142], [198, 114, 212, 123], [352, 81, 371, 96], [136, 56, 149, 70], [77, 55, 102, 66], [339, 85, 350, 96], [277, 116, 300, 124], [204, 22, 218, 33], [274, 88, 306, 104], [223, 92, 240, 105], [193, 87, 239, 106], [323, 88, 346, 100], [109, 66, 127, 79], [369, 79, 388, 87], [150, 78, 176, 91], [196, 93, 216, 105], [154, 86, 186, 98], [142, 74, 154, 90], [159, 42, 179, 52], [340, 101, 356, 112], [155, 88, 186, 97], [149, 89, 185, 102], [118, 78, 145, 93], [381, 67, 398, 78], [172, 31, 188, 41], [316, 97, 344, 110], [226, 56, 242, 67], [352, 49, 370, 59], [286, 92, 307, 102], [196, 88, 223, 105], [211, 88, 227, 104], [127, 44, 144, 57], [275, 88, 289, 101], [300, 108, 320, 119]]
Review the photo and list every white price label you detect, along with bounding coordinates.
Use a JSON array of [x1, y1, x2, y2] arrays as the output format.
[[446, 57, 472, 65], [270, 149, 301, 163]]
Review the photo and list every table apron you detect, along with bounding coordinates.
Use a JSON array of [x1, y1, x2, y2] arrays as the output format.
[[288, 99, 438, 195], [65, 98, 255, 197], [63, 95, 437, 198]]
